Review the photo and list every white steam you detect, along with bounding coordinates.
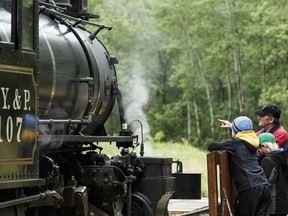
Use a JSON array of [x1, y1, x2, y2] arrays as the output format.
[[124, 65, 150, 139], [122, 64, 163, 157]]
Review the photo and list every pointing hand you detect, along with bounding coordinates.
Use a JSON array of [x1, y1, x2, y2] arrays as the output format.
[[217, 119, 232, 129]]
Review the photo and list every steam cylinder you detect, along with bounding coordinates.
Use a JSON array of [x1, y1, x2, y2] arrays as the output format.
[[38, 14, 117, 135]]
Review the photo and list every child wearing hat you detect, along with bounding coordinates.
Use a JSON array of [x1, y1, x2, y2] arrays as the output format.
[[208, 116, 271, 215], [259, 133, 288, 216], [258, 133, 281, 156]]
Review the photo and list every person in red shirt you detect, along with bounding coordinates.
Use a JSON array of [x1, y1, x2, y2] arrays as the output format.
[[255, 104, 288, 148]]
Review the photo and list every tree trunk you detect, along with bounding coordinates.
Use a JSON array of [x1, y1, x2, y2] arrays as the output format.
[[187, 104, 191, 142], [234, 45, 245, 114], [196, 52, 215, 140], [193, 98, 201, 144], [225, 61, 232, 120], [226, 0, 245, 115]]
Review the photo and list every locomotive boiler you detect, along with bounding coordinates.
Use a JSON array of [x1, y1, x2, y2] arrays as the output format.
[[0, 0, 177, 215]]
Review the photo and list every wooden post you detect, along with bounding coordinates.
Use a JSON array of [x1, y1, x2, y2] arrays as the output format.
[[207, 151, 237, 216]]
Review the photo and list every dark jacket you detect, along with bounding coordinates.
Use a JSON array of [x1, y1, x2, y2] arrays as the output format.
[[260, 149, 288, 214], [208, 131, 268, 192]]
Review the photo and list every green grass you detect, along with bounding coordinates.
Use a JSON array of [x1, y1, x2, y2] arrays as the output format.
[[96, 141, 209, 197]]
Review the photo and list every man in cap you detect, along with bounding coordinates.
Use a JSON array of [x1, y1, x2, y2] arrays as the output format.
[[255, 104, 288, 147], [208, 116, 271, 215]]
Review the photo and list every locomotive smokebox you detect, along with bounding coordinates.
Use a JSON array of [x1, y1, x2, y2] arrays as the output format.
[[38, 13, 117, 135]]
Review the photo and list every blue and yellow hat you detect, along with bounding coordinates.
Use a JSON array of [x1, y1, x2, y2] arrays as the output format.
[[231, 116, 253, 134]]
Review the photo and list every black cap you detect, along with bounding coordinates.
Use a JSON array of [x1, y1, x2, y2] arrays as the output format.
[[255, 104, 281, 118]]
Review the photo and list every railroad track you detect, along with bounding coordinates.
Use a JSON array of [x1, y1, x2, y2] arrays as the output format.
[[176, 206, 209, 216]]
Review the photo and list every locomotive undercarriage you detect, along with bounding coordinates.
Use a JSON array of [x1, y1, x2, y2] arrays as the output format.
[[31, 134, 137, 216], [0, 133, 175, 216]]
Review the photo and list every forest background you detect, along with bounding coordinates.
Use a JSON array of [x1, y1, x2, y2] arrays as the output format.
[[90, 0, 288, 147], [88, 0, 288, 196]]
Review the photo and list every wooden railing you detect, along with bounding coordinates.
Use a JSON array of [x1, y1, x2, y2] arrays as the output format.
[[207, 151, 238, 216]]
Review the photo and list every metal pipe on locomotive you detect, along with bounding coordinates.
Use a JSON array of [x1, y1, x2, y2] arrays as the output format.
[[0, 0, 176, 215]]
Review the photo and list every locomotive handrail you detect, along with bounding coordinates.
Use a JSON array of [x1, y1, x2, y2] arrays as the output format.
[[38, 135, 134, 143], [38, 5, 112, 30], [38, 1, 72, 10], [39, 119, 91, 124]]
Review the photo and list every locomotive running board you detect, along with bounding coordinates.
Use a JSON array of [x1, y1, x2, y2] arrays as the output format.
[[0, 179, 45, 189]]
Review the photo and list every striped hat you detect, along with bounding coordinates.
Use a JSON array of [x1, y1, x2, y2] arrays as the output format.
[[231, 116, 253, 134]]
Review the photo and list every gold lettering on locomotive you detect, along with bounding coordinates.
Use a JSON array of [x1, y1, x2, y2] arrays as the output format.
[[23, 89, 31, 111], [13, 89, 22, 110], [1, 87, 9, 109]]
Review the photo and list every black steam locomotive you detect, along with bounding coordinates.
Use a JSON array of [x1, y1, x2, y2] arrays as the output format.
[[0, 0, 180, 215]]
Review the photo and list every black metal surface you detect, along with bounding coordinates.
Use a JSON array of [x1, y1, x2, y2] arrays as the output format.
[[140, 157, 173, 177], [172, 173, 201, 199]]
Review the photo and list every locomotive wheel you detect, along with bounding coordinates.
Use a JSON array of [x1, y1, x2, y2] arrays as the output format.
[[123, 192, 154, 216]]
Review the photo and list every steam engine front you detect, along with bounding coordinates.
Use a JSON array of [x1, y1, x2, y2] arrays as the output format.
[[0, 0, 176, 215]]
